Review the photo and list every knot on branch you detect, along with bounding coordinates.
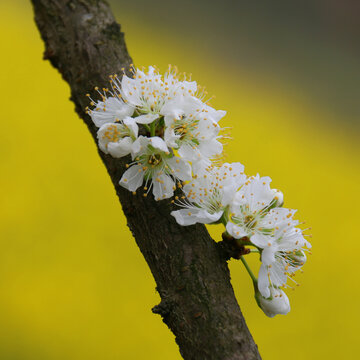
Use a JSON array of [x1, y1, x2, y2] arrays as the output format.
[[43, 46, 55, 60], [218, 232, 251, 260], [152, 298, 174, 318]]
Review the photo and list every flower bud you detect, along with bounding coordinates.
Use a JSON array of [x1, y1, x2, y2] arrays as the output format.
[[255, 287, 290, 318]]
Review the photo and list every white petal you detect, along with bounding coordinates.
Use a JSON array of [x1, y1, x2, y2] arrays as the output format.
[[201, 105, 226, 123], [195, 210, 223, 224], [135, 113, 159, 124], [171, 209, 200, 226], [213, 109, 226, 122], [197, 118, 220, 139], [225, 162, 245, 176], [131, 136, 147, 157], [108, 97, 135, 119], [120, 75, 142, 106], [171, 209, 222, 226], [167, 157, 192, 181], [161, 98, 185, 119], [219, 163, 247, 202], [91, 106, 113, 128], [91, 97, 134, 128], [152, 174, 175, 200], [270, 261, 287, 288], [178, 144, 197, 161], [123, 117, 139, 138], [261, 246, 276, 266], [198, 139, 223, 158], [149, 136, 169, 153], [191, 158, 212, 176], [222, 183, 242, 206], [250, 233, 270, 249], [164, 127, 180, 148], [258, 264, 271, 298], [107, 137, 133, 158], [244, 174, 275, 212], [182, 81, 197, 94], [119, 165, 144, 192], [226, 222, 248, 239]]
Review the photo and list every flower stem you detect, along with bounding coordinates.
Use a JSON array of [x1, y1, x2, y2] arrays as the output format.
[[240, 256, 258, 285], [221, 217, 228, 227], [150, 123, 156, 136]]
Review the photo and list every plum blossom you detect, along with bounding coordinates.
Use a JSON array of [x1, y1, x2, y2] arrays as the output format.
[[97, 117, 138, 158], [87, 92, 134, 128], [171, 162, 246, 225], [119, 136, 191, 200], [255, 211, 311, 298], [114, 65, 198, 124], [161, 95, 225, 163], [225, 175, 282, 240]]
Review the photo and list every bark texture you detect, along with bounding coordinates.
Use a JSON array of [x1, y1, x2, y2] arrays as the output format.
[[30, 1, 262, 359]]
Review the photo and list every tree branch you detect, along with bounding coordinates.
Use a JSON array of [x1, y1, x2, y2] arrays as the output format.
[[30, 1, 261, 359]]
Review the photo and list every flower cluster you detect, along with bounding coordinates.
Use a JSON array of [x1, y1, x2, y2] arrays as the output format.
[[87, 65, 311, 317], [86, 65, 224, 200], [171, 169, 311, 317]]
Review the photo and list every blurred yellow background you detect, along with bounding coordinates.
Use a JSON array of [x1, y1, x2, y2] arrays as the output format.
[[0, 1, 359, 359]]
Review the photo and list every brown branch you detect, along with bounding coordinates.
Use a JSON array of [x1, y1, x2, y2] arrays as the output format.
[[29, 1, 262, 359]]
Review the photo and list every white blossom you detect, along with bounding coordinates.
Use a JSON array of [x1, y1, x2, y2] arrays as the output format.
[[88, 94, 134, 128], [254, 209, 311, 298], [161, 95, 225, 163], [257, 249, 309, 299], [115, 66, 197, 124], [225, 174, 280, 240], [252, 208, 310, 264], [97, 117, 138, 158], [171, 162, 246, 225], [119, 136, 192, 200]]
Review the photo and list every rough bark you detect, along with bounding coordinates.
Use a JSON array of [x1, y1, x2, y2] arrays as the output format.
[[30, 1, 262, 359]]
